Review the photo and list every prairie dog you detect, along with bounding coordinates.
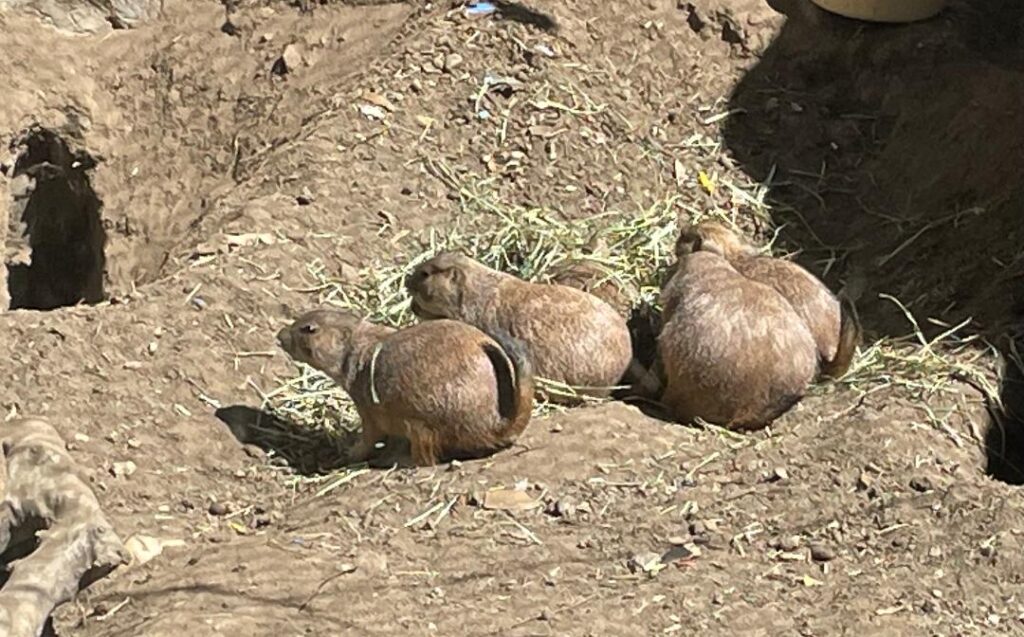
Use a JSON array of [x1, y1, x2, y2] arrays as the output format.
[[679, 221, 860, 378], [277, 309, 533, 466], [657, 231, 819, 430], [405, 252, 633, 403]]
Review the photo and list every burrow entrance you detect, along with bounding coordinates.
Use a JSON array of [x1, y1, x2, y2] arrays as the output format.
[[4, 128, 106, 311]]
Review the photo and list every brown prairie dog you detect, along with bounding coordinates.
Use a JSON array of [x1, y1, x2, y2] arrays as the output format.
[[404, 252, 633, 404], [657, 230, 820, 430], [678, 221, 861, 379], [546, 236, 638, 318], [276, 309, 533, 466]]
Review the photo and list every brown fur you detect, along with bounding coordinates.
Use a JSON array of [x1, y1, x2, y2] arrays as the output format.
[[276, 309, 534, 466], [546, 237, 638, 318], [679, 220, 861, 379], [657, 231, 819, 430], [405, 252, 633, 404]]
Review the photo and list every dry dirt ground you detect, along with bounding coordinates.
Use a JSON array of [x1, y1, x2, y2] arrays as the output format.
[[2, 0, 1024, 635]]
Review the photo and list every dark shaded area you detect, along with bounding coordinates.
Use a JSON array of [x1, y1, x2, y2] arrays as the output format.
[[492, 0, 559, 32], [215, 404, 516, 472], [721, 0, 1024, 482], [0, 517, 45, 589], [986, 343, 1024, 483], [6, 127, 106, 311], [215, 405, 355, 474]]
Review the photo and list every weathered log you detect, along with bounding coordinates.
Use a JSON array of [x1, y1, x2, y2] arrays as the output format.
[[0, 418, 127, 637]]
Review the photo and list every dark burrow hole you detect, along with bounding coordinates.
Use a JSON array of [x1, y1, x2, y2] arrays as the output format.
[[984, 341, 1024, 485], [4, 128, 106, 311]]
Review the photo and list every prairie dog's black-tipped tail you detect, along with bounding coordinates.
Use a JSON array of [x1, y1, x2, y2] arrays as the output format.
[[821, 295, 862, 379], [481, 329, 535, 440]]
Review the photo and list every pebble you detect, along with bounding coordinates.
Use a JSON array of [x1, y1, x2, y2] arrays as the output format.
[[208, 502, 229, 516], [111, 460, 137, 478], [280, 44, 302, 73], [443, 52, 463, 72], [909, 476, 934, 492], [809, 542, 836, 562], [627, 552, 663, 575]]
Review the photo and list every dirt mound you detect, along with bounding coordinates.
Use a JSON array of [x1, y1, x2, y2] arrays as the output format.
[[1, 0, 1023, 635]]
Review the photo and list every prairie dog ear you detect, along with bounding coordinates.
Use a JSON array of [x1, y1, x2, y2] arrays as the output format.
[[448, 264, 466, 286], [674, 222, 701, 257]]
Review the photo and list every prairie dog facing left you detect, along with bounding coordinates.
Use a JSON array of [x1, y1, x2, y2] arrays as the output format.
[[405, 252, 633, 403], [277, 309, 534, 466]]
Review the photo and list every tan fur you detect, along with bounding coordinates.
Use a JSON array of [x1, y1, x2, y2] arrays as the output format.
[[680, 220, 861, 379], [658, 231, 819, 430], [277, 309, 534, 466], [405, 252, 633, 404], [546, 237, 637, 318], [548, 259, 636, 319]]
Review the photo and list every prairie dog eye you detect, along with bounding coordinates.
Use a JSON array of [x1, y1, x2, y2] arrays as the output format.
[[300, 323, 319, 335]]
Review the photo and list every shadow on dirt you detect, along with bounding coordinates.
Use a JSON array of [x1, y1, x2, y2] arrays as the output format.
[[491, 0, 559, 32], [720, 0, 1024, 483], [214, 405, 353, 474]]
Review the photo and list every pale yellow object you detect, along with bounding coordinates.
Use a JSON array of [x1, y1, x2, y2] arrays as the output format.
[[809, 0, 945, 23]]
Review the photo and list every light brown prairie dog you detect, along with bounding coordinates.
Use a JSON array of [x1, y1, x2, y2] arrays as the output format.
[[678, 221, 861, 379], [405, 252, 633, 403], [657, 230, 820, 430], [277, 309, 533, 466]]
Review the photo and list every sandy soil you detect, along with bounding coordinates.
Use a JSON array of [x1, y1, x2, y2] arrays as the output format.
[[2, 0, 1023, 635]]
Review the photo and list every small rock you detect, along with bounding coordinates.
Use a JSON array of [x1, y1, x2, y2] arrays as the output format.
[[482, 487, 541, 512], [208, 502, 229, 516], [124, 534, 186, 566], [550, 422, 564, 433], [809, 542, 835, 562], [627, 551, 664, 575], [771, 467, 789, 481], [546, 498, 576, 518], [273, 44, 302, 76], [443, 52, 463, 72], [191, 296, 208, 310], [282, 44, 302, 70], [909, 476, 933, 492], [74, 432, 91, 443], [856, 471, 873, 490], [777, 535, 801, 552], [111, 460, 137, 478], [661, 544, 697, 564]]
